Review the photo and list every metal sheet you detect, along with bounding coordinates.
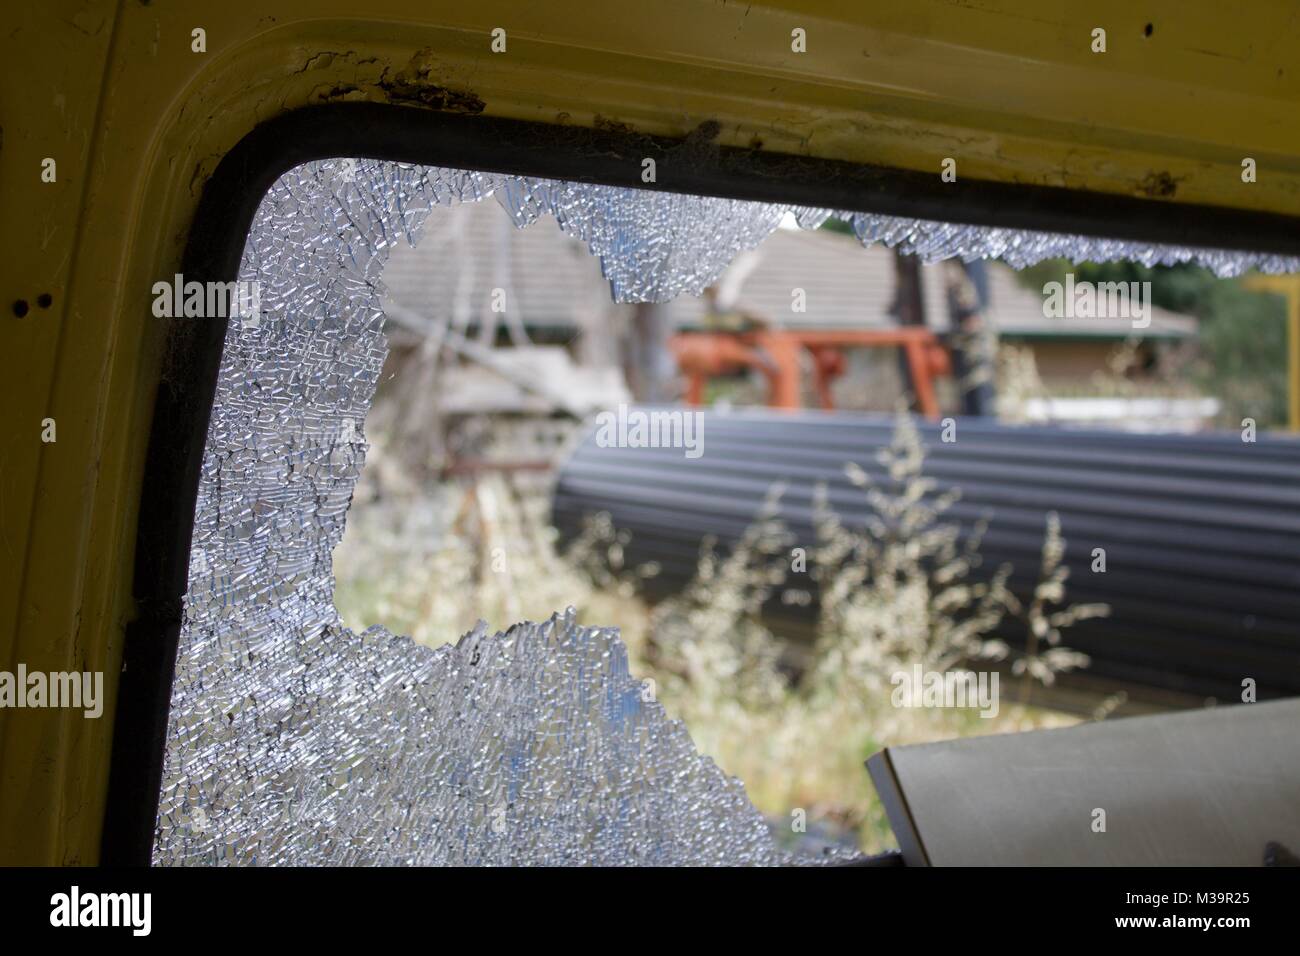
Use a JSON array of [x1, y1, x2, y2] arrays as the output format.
[[554, 408, 1300, 701]]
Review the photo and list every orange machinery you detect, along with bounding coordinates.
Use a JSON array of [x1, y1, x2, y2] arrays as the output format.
[[670, 329, 952, 419]]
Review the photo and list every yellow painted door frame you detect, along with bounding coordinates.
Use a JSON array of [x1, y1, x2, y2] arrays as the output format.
[[4, 0, 1300, 864]]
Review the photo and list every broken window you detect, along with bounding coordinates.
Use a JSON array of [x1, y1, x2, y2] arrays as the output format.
[[154, 157, 1299, 865]]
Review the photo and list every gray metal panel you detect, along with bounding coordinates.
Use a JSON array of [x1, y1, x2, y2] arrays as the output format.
[[871, 698, 1300, 866]]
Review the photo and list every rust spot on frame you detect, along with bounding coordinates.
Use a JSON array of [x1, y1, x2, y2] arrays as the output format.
[[1137, 170, 1179, 199]]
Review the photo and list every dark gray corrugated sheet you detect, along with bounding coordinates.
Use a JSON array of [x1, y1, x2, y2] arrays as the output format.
[[552, 408, 1300, 702]]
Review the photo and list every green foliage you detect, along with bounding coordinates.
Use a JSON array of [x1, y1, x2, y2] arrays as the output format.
[[1196, 278, 1289, 427], [818, 216, 855, 236]]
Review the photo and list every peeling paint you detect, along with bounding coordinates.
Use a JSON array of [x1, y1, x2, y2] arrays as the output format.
[[289, 49, 460, 110], [373, 48, 484, 113]]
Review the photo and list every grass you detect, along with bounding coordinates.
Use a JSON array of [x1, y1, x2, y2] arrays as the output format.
[[334, 416, 1097, 854]]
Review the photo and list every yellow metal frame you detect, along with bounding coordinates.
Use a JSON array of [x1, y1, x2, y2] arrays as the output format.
[[3, 0, 1299, 864]]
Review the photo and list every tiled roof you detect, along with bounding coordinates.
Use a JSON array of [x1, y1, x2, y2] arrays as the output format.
[[381, 199, 1198, 339]]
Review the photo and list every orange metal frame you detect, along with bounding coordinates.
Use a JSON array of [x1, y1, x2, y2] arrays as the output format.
[[670, 328, 951, 419]]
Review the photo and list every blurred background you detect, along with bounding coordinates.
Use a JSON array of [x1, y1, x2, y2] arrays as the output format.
[[333, 200, 1300, 854]]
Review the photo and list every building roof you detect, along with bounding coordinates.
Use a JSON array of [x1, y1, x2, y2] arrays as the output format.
[[381, 199, 1198, 340]]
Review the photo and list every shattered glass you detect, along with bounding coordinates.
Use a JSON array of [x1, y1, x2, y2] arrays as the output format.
[[844, 211, 1300, 277], [156, 155, 1292, 866], [156, 159, 813, 865]]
